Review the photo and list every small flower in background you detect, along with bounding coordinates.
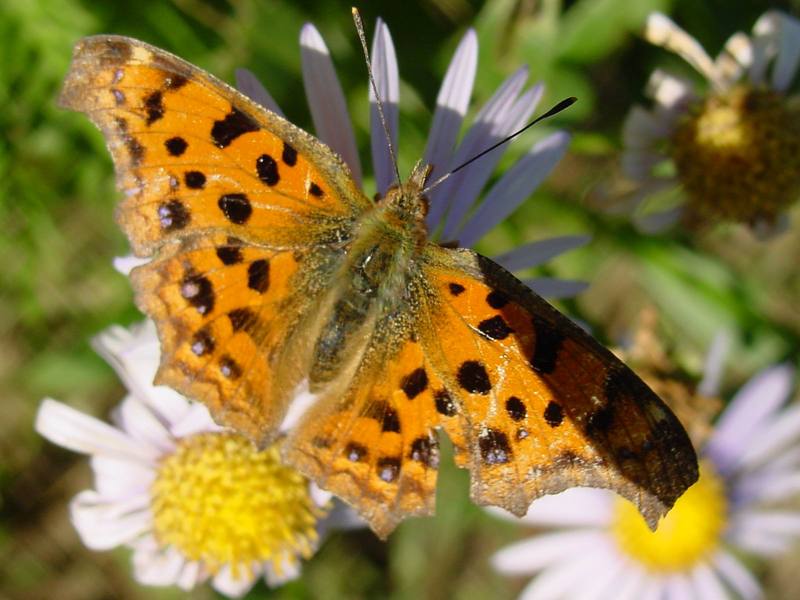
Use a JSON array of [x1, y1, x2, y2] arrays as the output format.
[[620, 11, 800, 237], [235, 18, 587, 299], [35, 321, 362, 597], [488, 335, 800, 599]]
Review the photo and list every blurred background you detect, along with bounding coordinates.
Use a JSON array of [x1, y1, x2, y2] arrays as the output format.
[[3, 0, 800, 598]]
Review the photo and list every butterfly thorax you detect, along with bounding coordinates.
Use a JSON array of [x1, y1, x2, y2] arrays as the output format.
[[309, 164, 431, 387]]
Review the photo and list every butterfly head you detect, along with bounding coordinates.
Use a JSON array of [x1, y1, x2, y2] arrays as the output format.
[[378, 162, 432, 240]]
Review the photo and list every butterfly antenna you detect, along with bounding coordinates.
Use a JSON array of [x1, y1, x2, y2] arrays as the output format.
[[422, 96, 577, 195], [352, 7, 402, 187]]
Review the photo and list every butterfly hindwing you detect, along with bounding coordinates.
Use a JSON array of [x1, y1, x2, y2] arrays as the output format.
[[418, 245, 698, 528]]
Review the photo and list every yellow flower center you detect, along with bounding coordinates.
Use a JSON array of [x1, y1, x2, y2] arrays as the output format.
[[611, 462, 727, 572], [151, 432, 328, 579], [670, 85, 800, 226]]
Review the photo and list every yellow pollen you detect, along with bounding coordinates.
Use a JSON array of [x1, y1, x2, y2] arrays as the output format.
[[150, 432, 328, 579], [670, 85, 800, 226], [611, 462, 728, 572]]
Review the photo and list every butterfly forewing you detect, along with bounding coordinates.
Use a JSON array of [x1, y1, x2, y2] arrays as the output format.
[[59, 35, 370, 256]]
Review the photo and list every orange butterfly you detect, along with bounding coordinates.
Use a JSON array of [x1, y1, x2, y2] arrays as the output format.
[[60, 30, 697, 538]]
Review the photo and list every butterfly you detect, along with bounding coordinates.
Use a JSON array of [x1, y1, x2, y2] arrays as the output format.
[[59, 34, 698, 538]]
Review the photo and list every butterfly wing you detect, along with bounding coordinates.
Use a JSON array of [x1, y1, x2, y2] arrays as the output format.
[[60, 36, 371, 441], [417, 245, 698, 528]]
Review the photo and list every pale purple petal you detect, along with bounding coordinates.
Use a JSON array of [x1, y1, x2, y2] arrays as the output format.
[[730, 511, 800, 555], [318, 499, 367, 535], [491, 530, 608, 575], [646, 69, 697, 110], [691, 564, 729, 600], [736, 470, 800, 504], [212, 563, 258, 597], [426, 66, 529, 230], [235, 68, 284, 116], [70, 490, 151, 550], [35, 398, 159, 462], [132, 536, 189, 587], [524, 278, 589, 299], [663, 572, 693, 600], [697, 330, 732, 397], [737, 402, 800, 472], [493, 235, 590, 272], [458, 130, 569, 246], [614, 563, 652, 600], [440, 83, 543, 241], [621, 149, 662, 180], [300, 23, 362, 185], [704, 364, 794, 475], [263, 557, 301, 586], [772, 13, 800, 90], [622, 106, 672, 149], [169, 402, 221, 438], [92, 322, 192, 425], [518, 487, 613, 527], [423, 29, 478, 183], [113, 254, 149, 275], [751, 12, 782, 85], [645, 13, 718, 86], [370, 18, 400, 195], [90, 454, 155, 499], [712, 551, 762, 600], [116, 395, 175, 453], [176, 560, 203, 591], [518, 550, 610, 600]]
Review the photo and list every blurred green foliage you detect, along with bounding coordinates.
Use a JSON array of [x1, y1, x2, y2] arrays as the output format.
[[2, 0, 800, 598]]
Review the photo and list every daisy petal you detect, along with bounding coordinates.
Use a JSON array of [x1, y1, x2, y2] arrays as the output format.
[[491, 530, 608, 575], [712, 551, 762, 600], [646, 69, 696, 110], [737, 471, 800, 504], [506, 487, 612, 527], [116, 395, 174, 453], [35, 398, 159, 462], [524, 278, 589, 299], [771, 12, 800, 91], [300, 23, 362, 185], [90, 454, 155, 499], [518, 550, 610, 600], [704, 364, 794, 475], [235, 68, 284, 116], [176, 560, 203, 591], [622, 106, 672, 149], [750, 11, 782, 85], [458, 130, 569, 247], [697, 330, 732, 397], [442, 84, 543, 241], [645, 13, 718, 86], [212, 563, 258, 597], [113, 254, 149, 275], [426, 66, 529, 230], [132, 536, 188, 587], [493, 235, 590, 272], [691, 564, 728, 600], [424, 29, 478, 183], [92, 322, 191, 424], [70, 490, 151, 550], [663, 572, 693, 600], [737, 402, 800, 471], [633, 206, 683, 233], [731, 511, 800, 555], [370, 18, 400, 195], [263, 558, 301, 586], [715, 33, 751, 84]]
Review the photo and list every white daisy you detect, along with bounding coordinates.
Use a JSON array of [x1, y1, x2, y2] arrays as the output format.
[[35, 320, 362, 597], [489, 348, 800, 599], [621, 11, 800, 236], [234, 18, 586, 299]]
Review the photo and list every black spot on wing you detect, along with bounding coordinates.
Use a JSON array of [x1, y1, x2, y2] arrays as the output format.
[[401, 368, 428, 399], [530, 315, 563, 374], [211, 107, 259, 148]]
